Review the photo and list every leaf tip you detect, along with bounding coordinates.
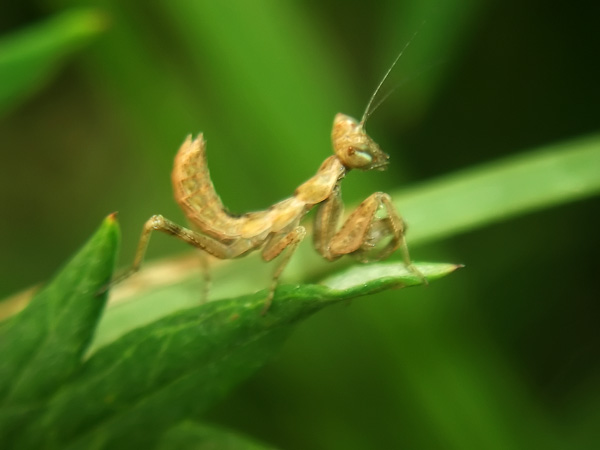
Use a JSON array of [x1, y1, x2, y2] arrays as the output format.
[[95, 213, 121, 256], [106, 211, 119, 223]]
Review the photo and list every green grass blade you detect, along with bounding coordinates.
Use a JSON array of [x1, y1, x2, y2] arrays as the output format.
[[396, 133, 600, 244], [0, 9, 106, 116], [15, 263, 458, 450]]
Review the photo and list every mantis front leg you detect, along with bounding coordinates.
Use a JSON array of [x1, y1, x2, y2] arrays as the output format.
[[314, 184, 414, 268]]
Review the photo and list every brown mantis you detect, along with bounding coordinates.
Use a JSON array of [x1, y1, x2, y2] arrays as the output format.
[[112, 47, 423, 314]]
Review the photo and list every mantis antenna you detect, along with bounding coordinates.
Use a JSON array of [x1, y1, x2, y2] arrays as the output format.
[[360, 27, 423, 128]]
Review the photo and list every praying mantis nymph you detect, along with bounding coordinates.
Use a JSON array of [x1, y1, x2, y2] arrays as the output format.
[[111, 45, 423, 314]]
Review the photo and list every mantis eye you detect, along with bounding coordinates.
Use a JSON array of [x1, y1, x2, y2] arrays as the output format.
[[347, 147, 373, 166]]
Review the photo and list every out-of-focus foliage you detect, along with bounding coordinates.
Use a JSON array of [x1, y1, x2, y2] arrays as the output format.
[[0, 9, 105, 116], [1, 0, 598, 449]]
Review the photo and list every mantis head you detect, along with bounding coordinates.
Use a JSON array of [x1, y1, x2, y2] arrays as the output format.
[[332, 113, 390, 171]]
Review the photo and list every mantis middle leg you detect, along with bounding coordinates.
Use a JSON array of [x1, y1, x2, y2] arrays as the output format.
[[260, 225, 306, 314]]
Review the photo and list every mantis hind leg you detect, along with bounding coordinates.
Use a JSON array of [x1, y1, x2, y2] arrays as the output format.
[[104, 214, 253, 296], [197, 251, 211, 303]]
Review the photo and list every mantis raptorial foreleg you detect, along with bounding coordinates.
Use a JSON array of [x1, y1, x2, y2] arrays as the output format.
[[313, 184, 344, 261], [314, 187, 415, 271]]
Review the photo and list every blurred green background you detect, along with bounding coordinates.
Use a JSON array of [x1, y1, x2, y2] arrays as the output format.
[[1, 0, 599, 449]]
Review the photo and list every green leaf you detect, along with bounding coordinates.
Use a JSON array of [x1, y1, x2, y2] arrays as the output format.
[[0, 214, 119, 445], [158, 421, 278, 450], [14, 263, 458, 450], [0, 9, 106, 116]]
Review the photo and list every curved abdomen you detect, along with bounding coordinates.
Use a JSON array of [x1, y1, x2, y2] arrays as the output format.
[[172, 134, 345, 240]]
